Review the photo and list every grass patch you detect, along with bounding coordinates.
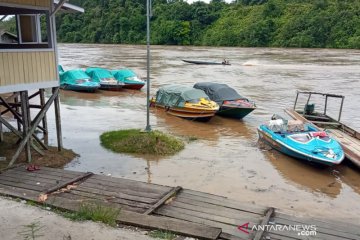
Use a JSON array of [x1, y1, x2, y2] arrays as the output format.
[[63, 203, 120, 226], [100, 129, 185, 155], [148, 230, 177, 240]]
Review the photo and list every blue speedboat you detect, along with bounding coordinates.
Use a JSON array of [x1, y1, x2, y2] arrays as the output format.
[[258, 117, 344, 166], [59, 68, 100, 92]]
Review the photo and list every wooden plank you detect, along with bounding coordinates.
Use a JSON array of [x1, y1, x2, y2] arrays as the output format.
[[56, 192, 146, 213], [79, 181, 161, 200], [74, 185, 159, 204], [264, 233, 300, 240], [156, 205, 259, 228], [275, 212, 360, 235], [144, 186, 182, 215], [8, 167, 82, 178], [156, 206, 246, 238], [179, 192, 266, 215], [3, 168, 75, 182], [218, 232, 245, 240], [0, 176, 45, 192], [0, 171, 72, 186], [253, 207, 274, 240], [169, 198, 261, 222], [90, 174, 171, 193], [42, 172, 93, 194], [0, 181, 221, 240], [272, 217, 360, 240]]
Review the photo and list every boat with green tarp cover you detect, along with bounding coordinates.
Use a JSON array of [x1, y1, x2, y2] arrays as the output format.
[[111, 69, 145, 90], [86, 67, 124, 90], [150, 84, 219, 121], [59, 67, 100, 92], [194, 82, 256, 119]]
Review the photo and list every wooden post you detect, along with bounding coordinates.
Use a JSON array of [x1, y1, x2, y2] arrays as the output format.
[[293, 91, 299, 110], [8, 88, 59, 166], [339, 96, 345, 122], [0, 122, 3, 142], [324, 95, 328, 115], [14, 93, 21, 131], [40, 88, 48, 135], [20, 91, 31, 163], [53, 87, 63, 151]]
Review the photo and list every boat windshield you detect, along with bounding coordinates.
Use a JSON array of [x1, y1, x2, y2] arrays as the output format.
[[289, 133, 311, 143]]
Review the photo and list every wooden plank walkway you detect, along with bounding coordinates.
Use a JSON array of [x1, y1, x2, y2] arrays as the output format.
[[0, 166, 359, 240]]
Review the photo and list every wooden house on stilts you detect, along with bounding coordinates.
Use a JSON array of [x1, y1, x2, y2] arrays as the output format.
[[0, 0, 83, 166]]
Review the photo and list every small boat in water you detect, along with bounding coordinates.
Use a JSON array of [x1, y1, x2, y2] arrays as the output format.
[[182, 59, 231, 65], [194, 82, 256, 119], [258, 116, 345, 166], [85, 67, 124, 90], [111, 69, 145, 90], [285, 91, 360, 168], [59, 67, 100, 92], [150, 84, 219, 122]]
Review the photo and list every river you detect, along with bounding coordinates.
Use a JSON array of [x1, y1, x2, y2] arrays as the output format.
[[51, 44, 360, 222]]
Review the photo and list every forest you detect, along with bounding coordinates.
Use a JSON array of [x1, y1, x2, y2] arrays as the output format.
[[7, 0, 360, 48]]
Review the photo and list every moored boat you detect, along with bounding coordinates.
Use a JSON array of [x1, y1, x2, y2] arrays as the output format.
[[150, 84, 219, 122], [85, 67, 124, 90], [111, 69, 145, 90], [182, 59, 231, 65], [285, 91, 360, 168], [258, 116, 345, 166], [59, 67, 100, 92], [194, 82, 256, 119]]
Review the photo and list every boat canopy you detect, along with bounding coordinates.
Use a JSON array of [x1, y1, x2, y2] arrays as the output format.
[[194, 82, 244, 104], [156, 84, 209, 107], [85, 67, 113, 82], [60, 69, 90, 84], [111, 69, 144, 84]]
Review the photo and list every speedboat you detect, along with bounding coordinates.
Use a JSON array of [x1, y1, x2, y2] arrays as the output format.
[[111, 69, 145, 90], [258, 116, 345, 166], [194, 82, 256, 119], [85, 67, 124, 90], [59, 67, 100, 92], [150, 84, 219, 122]]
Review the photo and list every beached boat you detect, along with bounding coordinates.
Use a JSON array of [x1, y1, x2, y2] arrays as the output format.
[[258, 116, 345, 166], [111, 69, 145, 90], [182, 59, 231, 65], [150, 85, 219, 122], [85, 67, 124, 90], [194, 82, 256, 119], [285, 91, 360, 168], [59, 68, 100, 92]]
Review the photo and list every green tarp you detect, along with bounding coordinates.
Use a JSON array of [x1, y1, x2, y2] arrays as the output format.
[[86, 67, 113, 82], [111, 69, 144, 84], [194, 82, 244, 104], [155, 84, 210, 107], [60, 69, 91, 84]]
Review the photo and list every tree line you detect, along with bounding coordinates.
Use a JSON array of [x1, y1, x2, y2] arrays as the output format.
[[55, 0, 360, 49]]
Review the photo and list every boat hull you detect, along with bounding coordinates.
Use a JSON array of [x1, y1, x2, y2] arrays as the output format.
[[182, 59, 230, 65], [151, 103, 216, 122], [60, 84, 99, 92], [123, 83, 145, 90], [258, 126, 344, 166], [99, 83, 124, 91], [217, 105, 256, 119]]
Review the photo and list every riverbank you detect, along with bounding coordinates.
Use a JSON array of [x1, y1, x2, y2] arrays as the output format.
[[0, 132, 78, 170]]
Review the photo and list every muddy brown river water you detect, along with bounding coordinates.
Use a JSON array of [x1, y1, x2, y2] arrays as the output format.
[[48, 44, 360, 221]]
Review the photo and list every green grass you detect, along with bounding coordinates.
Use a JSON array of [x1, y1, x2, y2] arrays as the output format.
[[148, 230, 177, 240], [100, 129, 185, 155], [61, 203, 120, 227]]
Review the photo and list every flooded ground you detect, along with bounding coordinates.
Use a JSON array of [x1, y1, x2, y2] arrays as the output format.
[[49, 44, 360, 221]]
